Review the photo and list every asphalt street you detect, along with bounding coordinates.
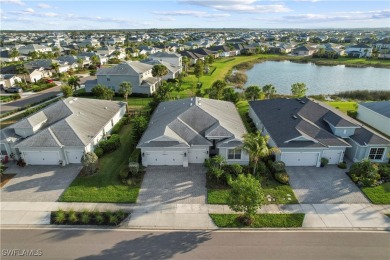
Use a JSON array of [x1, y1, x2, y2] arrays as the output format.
[[1, 229, 389, 259], [0, 86, 61, 114]]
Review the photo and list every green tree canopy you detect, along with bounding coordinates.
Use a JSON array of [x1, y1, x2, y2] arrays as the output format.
[[245, 85, 262, 101], [194, 59, 204, 82], [291, 82, 308, 98], [262, 84, 276, 99], [61, 85, 73, 98], [152, 64, 169, 84], [208, 80, 226, 100], [92, 84, 115, 100], [119, 81, 132, 103], [227, 174, 264, 223]]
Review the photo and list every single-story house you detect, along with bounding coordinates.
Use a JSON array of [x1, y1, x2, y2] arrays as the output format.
[[137, 97, 249, 167], [345, 44, 373, 58], [0, 98, 126, 165], [292, 45, 316, 56], [357, 101, 390, 136], [249, 98, 390, 167], [0, 74, 22, 89]]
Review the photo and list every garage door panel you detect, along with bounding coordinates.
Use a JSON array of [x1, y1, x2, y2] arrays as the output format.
[[146, 151, 184, 166], [281, 152, 319, 166], [322, 150, 342, 164], [188, 149, 208, 164], [24, 151, 60, 165], [66, 150, 84, 164]]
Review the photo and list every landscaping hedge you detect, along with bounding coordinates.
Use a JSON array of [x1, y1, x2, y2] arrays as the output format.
[[111, 115, 129, 135], [129, 148, 141, 163], [98, 134, 121, 153], [51, 209, 129, 226], [32, 83, 56, 92]]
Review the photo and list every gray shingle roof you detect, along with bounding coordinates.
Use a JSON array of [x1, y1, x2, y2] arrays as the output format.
[[96, 61, 152, 76], [249, 98, 353, 148], [13, 98, 125, 148], [138, 97, 247, 148], [360, 101, 390, 118]]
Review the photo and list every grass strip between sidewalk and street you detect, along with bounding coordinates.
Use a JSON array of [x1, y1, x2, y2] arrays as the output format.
[[210, 213, 305, 228]]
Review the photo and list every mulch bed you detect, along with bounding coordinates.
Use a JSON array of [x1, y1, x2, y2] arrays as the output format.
[[0, 174, 16, 188]]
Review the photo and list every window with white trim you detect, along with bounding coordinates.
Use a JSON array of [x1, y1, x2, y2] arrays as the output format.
[[368, 148, 385, 160], [228, 148, 241, 160]]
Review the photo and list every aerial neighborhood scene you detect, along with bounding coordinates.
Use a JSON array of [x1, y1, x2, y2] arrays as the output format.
[[0, 0, 389, 259]]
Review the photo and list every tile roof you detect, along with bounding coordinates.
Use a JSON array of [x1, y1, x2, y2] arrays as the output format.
[[96, 61, 152, 75]]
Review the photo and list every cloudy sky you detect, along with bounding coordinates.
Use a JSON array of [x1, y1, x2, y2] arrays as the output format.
[[1, 0, 389, 30]]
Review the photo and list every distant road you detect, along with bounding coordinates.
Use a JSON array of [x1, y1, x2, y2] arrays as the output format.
[[0, 86, 61, 115], [1, 229, 389, 259]]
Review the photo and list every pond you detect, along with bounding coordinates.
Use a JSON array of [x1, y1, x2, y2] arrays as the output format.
[[244, 61, 390, 95]]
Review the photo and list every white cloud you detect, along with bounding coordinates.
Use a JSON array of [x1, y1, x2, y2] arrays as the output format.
[[181, 0, 290, 13], [37, 3, 51, 9], [153, 10, 230, 18], [158, 17, 176, 21], [42, 12, 58, 17], [283, 10, 390, 23], [0, 0, 25, 6], [24, 8, 34, 13]]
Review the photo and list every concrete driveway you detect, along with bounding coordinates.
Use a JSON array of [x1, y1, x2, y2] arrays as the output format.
[[1, 164, 81, 202], [286, 165, 370, 204], [137, 165, 207, 205]]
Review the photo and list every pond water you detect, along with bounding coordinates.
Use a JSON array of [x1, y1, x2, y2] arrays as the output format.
[[244, 61, 390, 95]]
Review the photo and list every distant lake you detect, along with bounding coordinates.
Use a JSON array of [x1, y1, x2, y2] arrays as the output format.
[[244, 61, 390, 95]]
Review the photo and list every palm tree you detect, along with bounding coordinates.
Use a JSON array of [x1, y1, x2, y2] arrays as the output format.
[[119, 81, 132, 110], [152, 64, 168, 87], [245, 85, 262, 101], [50, 62, 60, 74], [182, 56, 189, 75], [242, 131, 280, 176], [262, 84, 276, 99], [76, 58, 84, 71], [67, 76, 80, 91], [291, 82, 307, 98]]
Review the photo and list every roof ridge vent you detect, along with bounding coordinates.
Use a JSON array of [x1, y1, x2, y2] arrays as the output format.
[[292, 115, 298, 119], [300, 101, 305, 104]]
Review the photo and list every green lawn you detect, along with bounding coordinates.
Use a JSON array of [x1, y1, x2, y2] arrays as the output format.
[[326, 101, 358, 113], [361, 182, 390, 204], [59, 124, 141, 203], [236, 100, 253, 132], [208, 178, 298, 205], [210, 213, 304, 228]]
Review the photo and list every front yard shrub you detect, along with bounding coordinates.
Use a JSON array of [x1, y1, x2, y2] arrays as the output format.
[[223, 163, 243, 177], [99, 134, 121, 153], [119, 168, 129, 180], [129, 148, 141, 163], [379, 164, 390, 179], [347, 110, 358, 119], [51, 209, 129, 226], [53, 209, 66, 224], [67, 210, 78, 223], [271, 161, 286, 174], [274, 172, 289, 184], [128, 162, 140, 177], [338, 162, 347, 169], [257, 161, 267, 175], [349, 159, 380, 187], [320, 157, 329, 167], [94, 147, 104, 158], [81, 152, 98, 176]]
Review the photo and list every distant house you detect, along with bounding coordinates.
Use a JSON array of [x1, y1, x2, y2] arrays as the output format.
[[0, 50, 20, 62], [179, 50, 206, 65], [92, 61, 161, 95], [0, 98, 126, 165], [0, 74, 22, 89], [137, 97, 249, 167], [292, 45, 316, 56], [18, 44, 52, 55], [0, 65, 50, 83], [249, 98, 390, 166], [357, 101, 390, 136], [142, 59, 181, 80], [345, 44, 373, 58], [209, 45, 238, 57], [373, 38, 390, 51], [96, 46, 116, 56], [148, 52, 182, 67]]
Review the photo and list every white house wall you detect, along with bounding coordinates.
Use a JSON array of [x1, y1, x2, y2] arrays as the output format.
[[357, 105, 390, 136], [219, 147, 250, 165]]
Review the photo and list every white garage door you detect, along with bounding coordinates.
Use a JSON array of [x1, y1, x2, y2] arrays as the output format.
[[188, 149, 208, 164], [23, 151, 61, 165], [146, 151, 184, 166], [66, 150, 84, 164], [281, 152, 319, 166], [322, 150, 342, 164]]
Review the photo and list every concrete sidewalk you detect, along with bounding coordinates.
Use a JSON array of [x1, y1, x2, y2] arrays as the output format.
[[1, 202, 390, 229]]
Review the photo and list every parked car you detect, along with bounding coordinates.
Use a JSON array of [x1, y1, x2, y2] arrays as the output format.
[[5, 87, 23, 93]]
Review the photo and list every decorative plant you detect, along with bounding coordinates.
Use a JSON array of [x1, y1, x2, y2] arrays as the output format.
[[320, 157, 329, 167]]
